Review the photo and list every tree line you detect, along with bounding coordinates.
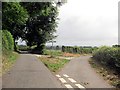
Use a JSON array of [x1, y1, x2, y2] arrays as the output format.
[[61, 46, 98, 54]]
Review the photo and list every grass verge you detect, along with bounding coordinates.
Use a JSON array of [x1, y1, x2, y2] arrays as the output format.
[[44, 50, 63, 57], [44, 49, 81, 57], [89, 58, 120, 88], [2, 52, 18, 75], [39, 56, 70, 73]]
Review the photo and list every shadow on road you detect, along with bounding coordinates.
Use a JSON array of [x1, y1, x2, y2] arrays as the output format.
[[17, 50, 43, 55]]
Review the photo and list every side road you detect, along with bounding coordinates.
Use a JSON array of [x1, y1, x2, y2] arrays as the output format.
[[2, 54, 62, 88], [58, 55, 113, 88]]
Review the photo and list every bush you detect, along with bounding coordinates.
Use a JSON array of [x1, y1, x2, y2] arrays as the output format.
[[2, 30, 9, 51], [93, 46, 120, 73], [62, 46, 65, 52], [31, 44, 45, 54], [61, 46, 97, 54], [44, 50, 63, 56], [18, 45, 30, 51], [2, 30, 14, 53], [0, 30, 2, 54]]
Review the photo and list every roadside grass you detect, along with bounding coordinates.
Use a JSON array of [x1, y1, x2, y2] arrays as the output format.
[[44, 50, 63, 57], [62, 52, 80, 57], [44, 49, 81, 57], [0, 55, 2, 76], [39, 56, 70, 73], [2, 52, 18, 75], [39, 49, 82, 73], [89, 58, 120, 88]]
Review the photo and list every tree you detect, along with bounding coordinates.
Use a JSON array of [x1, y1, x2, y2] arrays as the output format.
[[21, 2, 59, 54], [56, 45, 59, 50], [2, 2, 60, 53], [62, 46, 65, 52], [2, 2, 29, 51]]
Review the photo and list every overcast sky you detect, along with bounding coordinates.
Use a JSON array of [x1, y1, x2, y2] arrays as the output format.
[[50, 0, 119, 46]]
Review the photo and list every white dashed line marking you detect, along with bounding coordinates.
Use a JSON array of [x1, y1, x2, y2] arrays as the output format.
[[68, 78, 76, 83], [63, 74, 69, 78], [65, 84, 73, 88], [75, 84, 85, 88], [56, 75, 61, 78], [59, 78, 67, 83], [56, 74, 86, 89]]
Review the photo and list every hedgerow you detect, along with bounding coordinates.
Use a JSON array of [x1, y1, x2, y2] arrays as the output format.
[[1, 30, 14, 55], [2, 30, 14, 54], [62, 46, 97, 54], [93, 46, 120, 73]]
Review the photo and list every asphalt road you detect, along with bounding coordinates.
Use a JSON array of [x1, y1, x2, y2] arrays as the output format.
[[58, 55, 113, 88], [2, 54, 62, 88], [2, 54, 114, 89]]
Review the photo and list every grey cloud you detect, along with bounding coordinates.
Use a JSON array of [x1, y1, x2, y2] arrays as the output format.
[[55, 15, 118, 46]]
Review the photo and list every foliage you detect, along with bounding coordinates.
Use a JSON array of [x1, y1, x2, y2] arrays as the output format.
[[2, 2, 29, 40], [2, 2, 59, 53], [112, 45, 120, 48], [3, 30, 14, 50], [56, 45, 60, 50], [89, 58, 120, 88], [17, 45, 30, 51], [2, 52, 18, 74], [62, 46, 98, 54], [44, 50, 63, 56], [2, 2, 29, 51], [2, 30, 8, 51], [2, 30, 14, 53], [31, 44, 45, 54], [2, 30, 18, 74], [40, 57, 69, 72], [0, 30, 2, 53], [21, 2, 59, 54], [93, 46, 120, 73]]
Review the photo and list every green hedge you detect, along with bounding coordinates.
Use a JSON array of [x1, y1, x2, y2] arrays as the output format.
[[0, 30, 2, 54], [62, 46, 97, 54], [93, 46, 120, 73], [2, 30, 14, 53]]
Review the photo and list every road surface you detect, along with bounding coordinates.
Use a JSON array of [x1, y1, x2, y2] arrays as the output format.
[[57, 55, 113, 88], [2, 54, 113, 89], [2, 54, 62, 88]]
